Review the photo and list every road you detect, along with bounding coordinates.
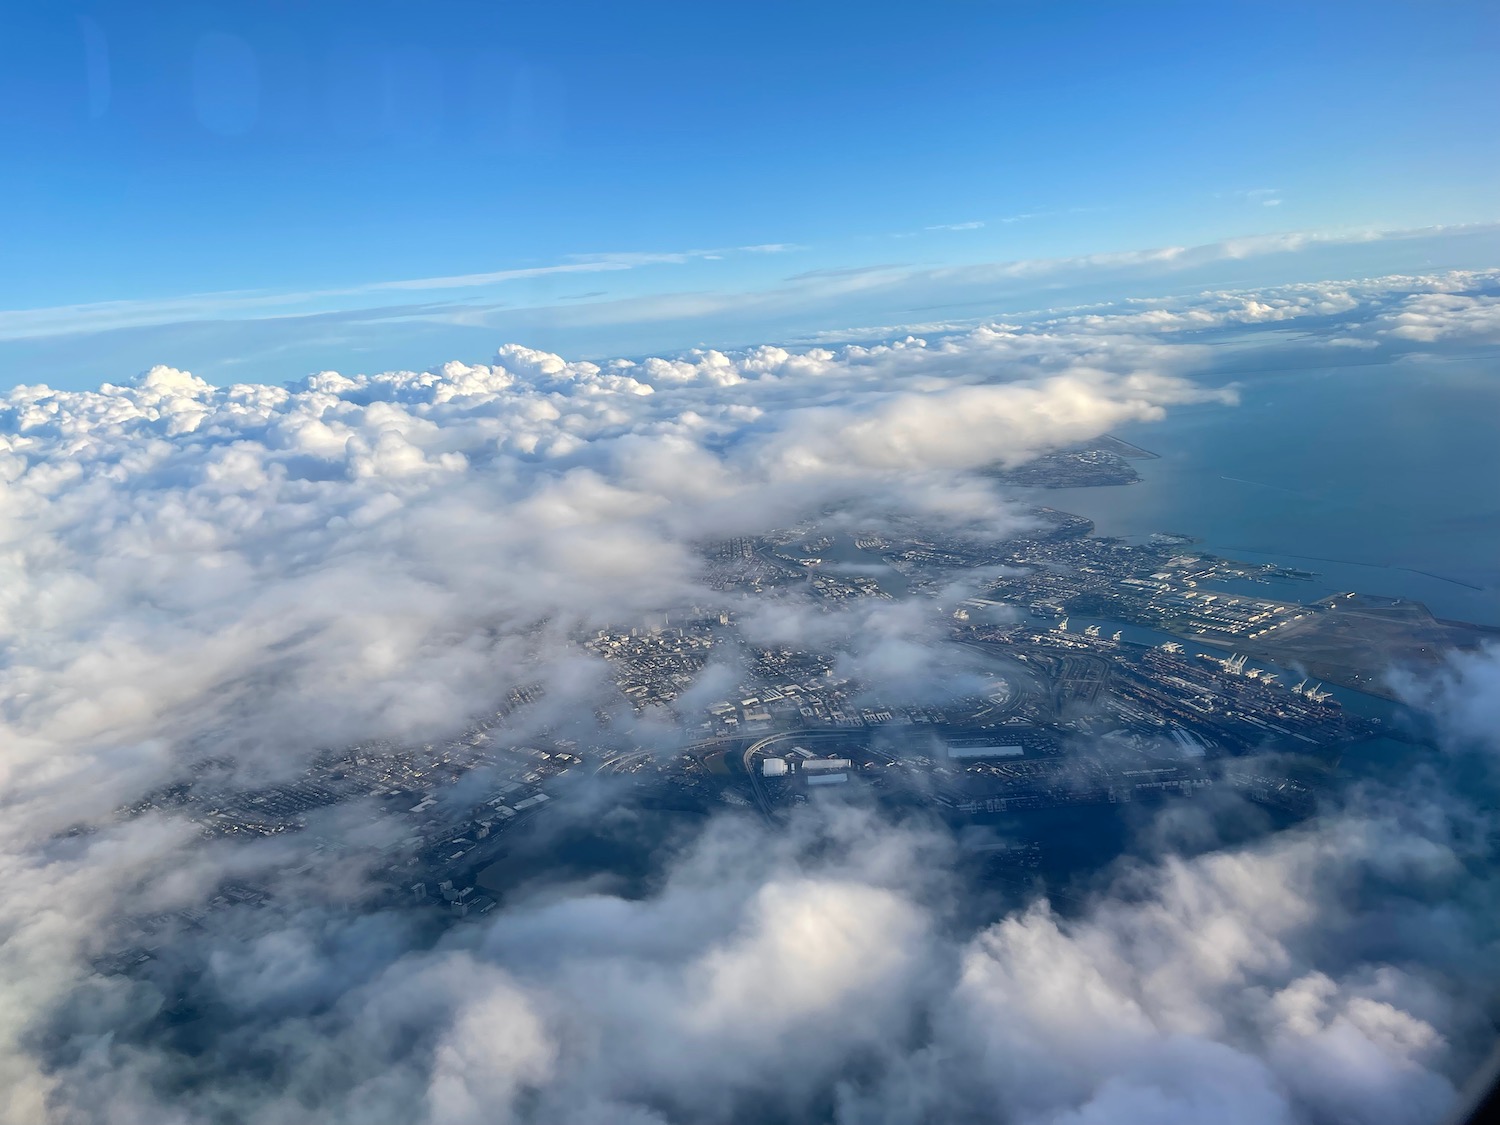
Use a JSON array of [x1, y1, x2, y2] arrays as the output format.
[[594, 749, 654, 775]]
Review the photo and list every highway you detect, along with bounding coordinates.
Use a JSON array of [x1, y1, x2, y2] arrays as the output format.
[[594, 749, 654, 775]]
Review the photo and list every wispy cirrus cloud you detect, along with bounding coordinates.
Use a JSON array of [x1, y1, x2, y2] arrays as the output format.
[[1220, 187, 1285, 207], [0, 243, 804, 343], [3, 223, 1498, 390]]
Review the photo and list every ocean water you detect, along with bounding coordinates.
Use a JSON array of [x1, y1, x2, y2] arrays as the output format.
[[1017, 352, 1500, 627]]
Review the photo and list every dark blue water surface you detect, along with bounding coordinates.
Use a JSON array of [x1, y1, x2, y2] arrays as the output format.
[[1020, 352, 1500, 627]]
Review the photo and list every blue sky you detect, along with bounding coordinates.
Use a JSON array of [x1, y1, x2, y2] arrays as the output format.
[[3, 1, 1498, 386]]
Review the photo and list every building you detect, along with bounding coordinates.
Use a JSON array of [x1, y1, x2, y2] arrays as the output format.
[[946, 744, 1024, 759], [802, 758, 853, 773], [761, 757, 788, 778]]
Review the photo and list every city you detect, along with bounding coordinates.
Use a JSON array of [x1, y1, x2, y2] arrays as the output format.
[[92, 472, 1476, 980]]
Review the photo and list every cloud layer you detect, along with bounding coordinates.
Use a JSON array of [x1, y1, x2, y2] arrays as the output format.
[[1, 279, 1497, 1123]]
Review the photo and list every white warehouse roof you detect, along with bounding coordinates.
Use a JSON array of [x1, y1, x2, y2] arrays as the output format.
[[946, 745, 1024, 759]]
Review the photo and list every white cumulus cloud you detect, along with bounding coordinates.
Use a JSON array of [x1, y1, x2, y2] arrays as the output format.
[[0, 282, 1496, 1124]]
